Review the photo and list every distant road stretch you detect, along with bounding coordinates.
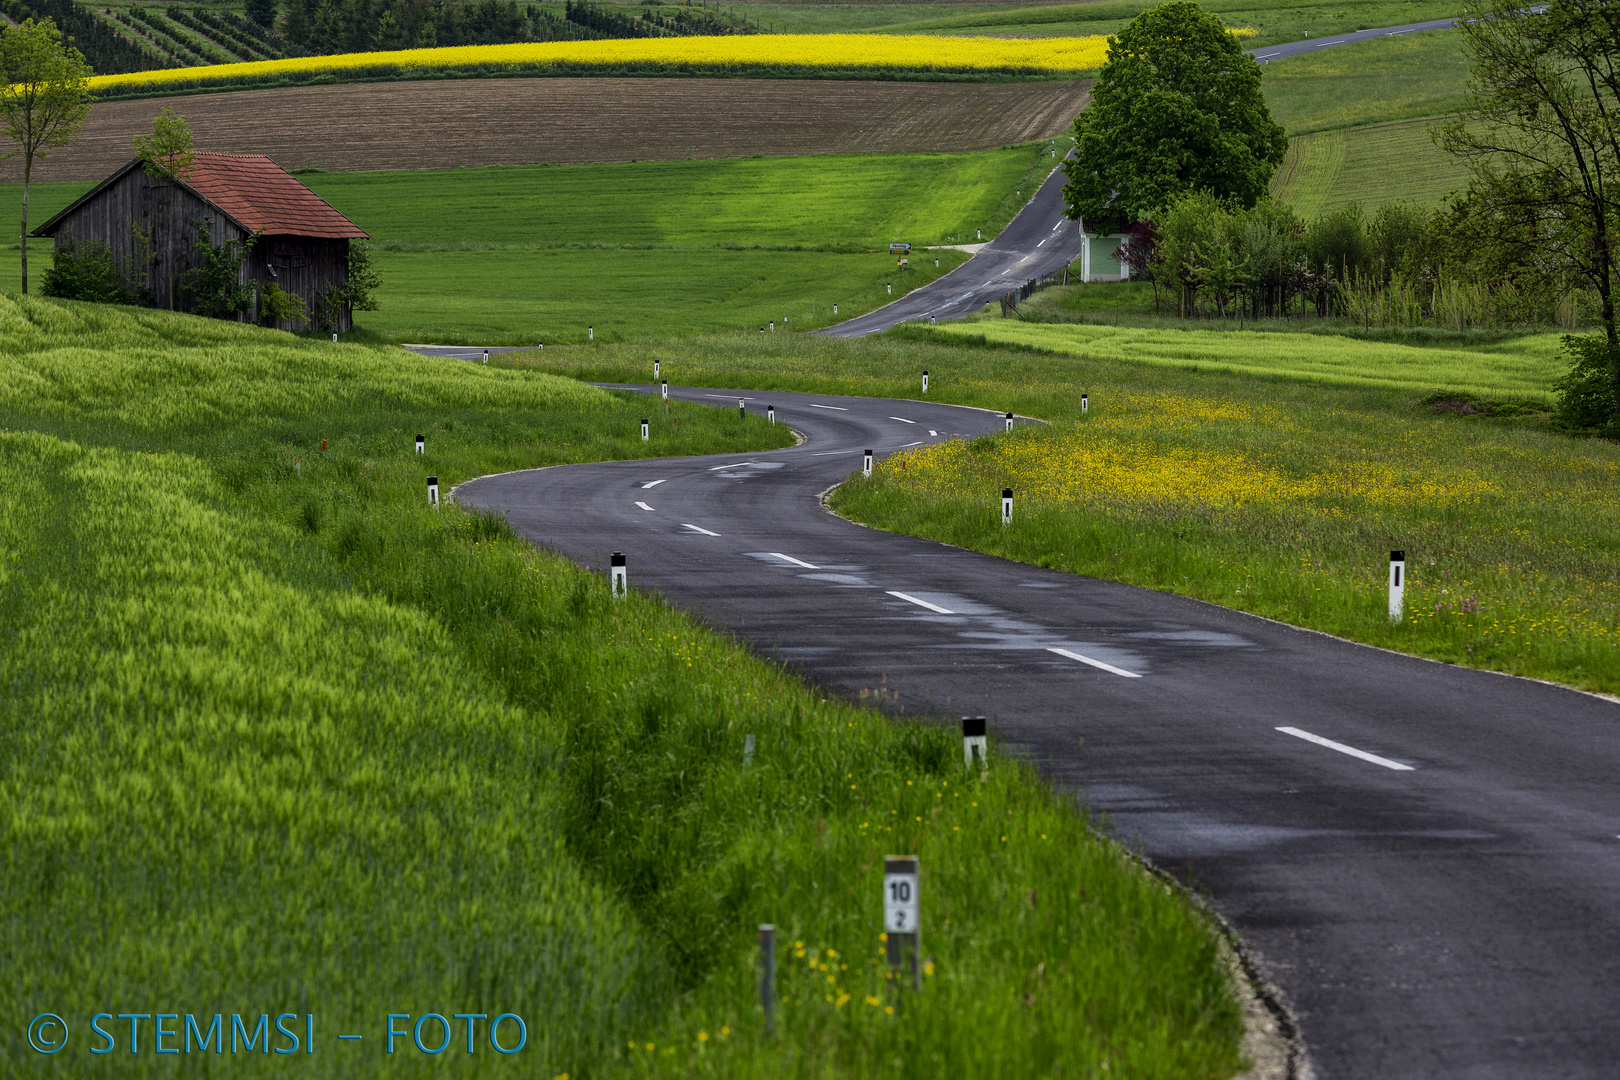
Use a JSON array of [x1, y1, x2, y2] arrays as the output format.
[[815, 12, 1480, 338]]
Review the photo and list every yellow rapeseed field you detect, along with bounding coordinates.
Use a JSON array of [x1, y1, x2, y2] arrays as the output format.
[[89, 34, 1111, 95]]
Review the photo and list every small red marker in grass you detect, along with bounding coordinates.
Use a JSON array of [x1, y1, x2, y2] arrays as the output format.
[[321, 439, 327, 452]]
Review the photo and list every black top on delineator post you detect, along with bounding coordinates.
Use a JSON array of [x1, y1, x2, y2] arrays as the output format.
[[610, 552, 626, 567], [962, 717, 986, 737], [1391, 550, 1405, 562]]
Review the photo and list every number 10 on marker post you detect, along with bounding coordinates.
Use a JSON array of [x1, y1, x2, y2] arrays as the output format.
[[883, 856, 921, 990]]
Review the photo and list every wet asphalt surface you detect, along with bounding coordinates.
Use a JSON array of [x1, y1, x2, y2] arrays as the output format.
[[446, 386, 1620, 1080]]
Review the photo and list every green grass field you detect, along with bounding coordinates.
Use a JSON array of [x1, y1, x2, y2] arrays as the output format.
[[502, 330, 1620, 694], [1261, 27, 1469, 135], [0, 147, 1061, 343], [927, 318, 1566, 398], [1256, 29, 1472, 212], [1269, 116, 1470, 214], [0, 295, 1247, 1078]]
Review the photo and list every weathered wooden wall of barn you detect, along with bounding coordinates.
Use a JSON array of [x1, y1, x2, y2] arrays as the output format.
[[244, 235, 351, 332], [49, 169, 245, 311]]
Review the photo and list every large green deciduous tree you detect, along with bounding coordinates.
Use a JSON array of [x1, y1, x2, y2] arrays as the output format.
[[0, 18, 91, 295], [1063, 1, 1286, 226], [1437, 0, 1620, 427]]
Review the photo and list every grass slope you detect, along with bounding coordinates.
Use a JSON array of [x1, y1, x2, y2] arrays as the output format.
[[1270, 116, 1470, 215], [1261, 27, 1469, 135], [0, 295, 1245, 1078], [503, 331, 1620, 694]]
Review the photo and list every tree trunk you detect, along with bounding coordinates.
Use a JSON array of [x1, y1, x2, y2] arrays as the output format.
[[20, 153, 31, 295]]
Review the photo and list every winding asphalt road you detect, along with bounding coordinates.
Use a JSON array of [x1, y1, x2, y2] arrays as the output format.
[[816, 159, 1085, 337], [453, 388, 1620, 1079]]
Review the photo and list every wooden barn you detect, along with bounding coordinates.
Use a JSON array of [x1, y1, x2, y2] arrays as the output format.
[[32, 152, 368, 331]]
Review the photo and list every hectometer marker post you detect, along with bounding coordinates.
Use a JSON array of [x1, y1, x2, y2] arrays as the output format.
[[610, 552, 627, 598], [962, 716, 987, 769], [1389, 550, 1406, 623], [759, 925, 777, 1035], [883, 856, 921, 991]]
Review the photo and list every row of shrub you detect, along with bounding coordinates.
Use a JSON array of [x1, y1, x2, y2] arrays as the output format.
[[1120, 192, 1598, 334]]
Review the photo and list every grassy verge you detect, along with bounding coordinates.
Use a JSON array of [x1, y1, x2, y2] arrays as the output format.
[[0, 295, 1245, 1077], [502, 331, 1620, 695], [924, 318, 1568, 400]]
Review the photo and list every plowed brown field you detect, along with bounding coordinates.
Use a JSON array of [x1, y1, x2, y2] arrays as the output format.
[[8, 76, 1089, 183]]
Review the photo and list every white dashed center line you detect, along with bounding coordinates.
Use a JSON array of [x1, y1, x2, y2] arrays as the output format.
[[641, 479, 667, 489], [806, 403, 849, 411], [929, 430, 938, 437], [682, 523, 720, 536], [889, 416, 916, 424], [769, 553, 820, 569], [1047, 646, 1142, 678], [886, 591, 955, 615], [635, 501, 656, 512], [1277, 727, 1414, 771], [709, 461, 755, 470]]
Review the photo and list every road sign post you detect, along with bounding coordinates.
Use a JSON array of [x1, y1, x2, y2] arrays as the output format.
[[884, 856, 921, 991]]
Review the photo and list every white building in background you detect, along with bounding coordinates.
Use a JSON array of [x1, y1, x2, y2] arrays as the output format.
[[1077, 224, 1132, 282]]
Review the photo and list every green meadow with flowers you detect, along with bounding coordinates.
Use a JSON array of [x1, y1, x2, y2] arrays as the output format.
[[0, 295, 1246, 1077], [505, 329, 1620, 695]]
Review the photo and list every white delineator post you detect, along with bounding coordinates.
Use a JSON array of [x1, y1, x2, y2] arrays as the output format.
[[482, 349, 489, 364], [661, 380, 668, 404], [863, 449, 873, 479], [887, 283, 892, 295], [588, 325, 593, 341], [1389, 549, 1406, 623], [1004, 411, 1014, 433], [653, 359, 660, 380], [640, 418, 649, 441], [922, 370, 929, 393], [1081, 393, 1088, 415], [332, 333, 337, 343], [610, 552, 627, 598], [1002, 488, 1013, 526], [739, 397, 746, 418], [427, 476, 439, 509], [415, 433, 424, 455], [833, 304, 838, 315], [962, 716, 987, 769], [744, 733, 756, 765], [883, 856, 921, 991], [767, 405, 775, 425]]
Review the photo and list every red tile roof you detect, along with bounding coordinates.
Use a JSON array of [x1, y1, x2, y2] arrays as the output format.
[[180, 152, 367, 239]]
